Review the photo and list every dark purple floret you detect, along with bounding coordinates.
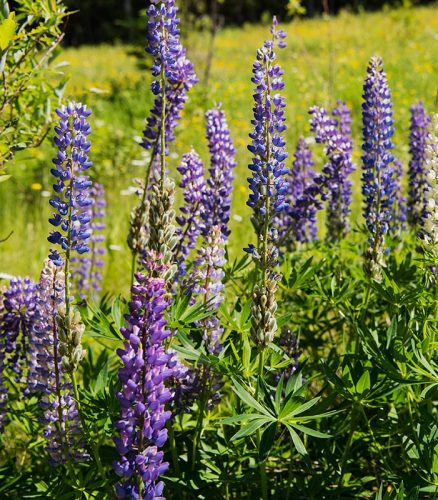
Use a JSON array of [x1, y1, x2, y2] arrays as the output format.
[[361, 56, 396, 278], [142, 0, 198, 156], [114, 255, 176, 499], [48, 102, 93, 265], [408, 101, 431, 227], [202, 106, 237, 238], [72, 182, 106, 299], [309, 103, 355, 242], [279, 137, 321, 247]]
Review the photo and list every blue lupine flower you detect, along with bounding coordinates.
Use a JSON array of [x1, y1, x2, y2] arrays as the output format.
[[361, 56, 397, 278], [48, 102, 93, 265], [408, 101, 431, 227]]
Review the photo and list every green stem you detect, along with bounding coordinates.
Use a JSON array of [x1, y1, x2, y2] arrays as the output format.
[[256, 350, 268, 500], [338, 404, 358, 487], [191, 368, 209, 471], [168, 423, 180, 477]]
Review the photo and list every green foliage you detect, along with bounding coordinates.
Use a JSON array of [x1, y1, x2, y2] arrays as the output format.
[[0, 0, 68, 174]]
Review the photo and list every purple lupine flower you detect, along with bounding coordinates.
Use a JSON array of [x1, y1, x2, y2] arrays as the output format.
[[114, 255, 176, 499], [0, 291, 7, 430], [361, 56, 397, 279], [29, 260, 88, 464], [175, 149, 206, 274], [48, 102, 93, 265], [391, 159, 407, 233], [423, 114, 438, 247], [279, 137, 321, 247], [246, 18, 288, 347], [202, 105, 237, 237], [72, 182, 106, 299], [408, 101, 431, 227], [276, 328, 301, 382], [187, 226, 226, 354], [332, 100, 352, 139], [142, 0, 198, 156], [309, 103, 355, 242], [0, 278, 38, 381]]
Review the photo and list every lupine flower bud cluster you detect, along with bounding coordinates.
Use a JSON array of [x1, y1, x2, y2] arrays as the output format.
[[408, 101, 431, 228], [361, 56, 396, 280], [142, 0, 197, 155], [202, 106, 237, 237], [279, 137, 320, 247], [48, 103, 93, 265], [251, 273, 280, 347], [309, 103, 355, 242], [56, 303, 86, 373], [72, 182, 106, 299], [127, 182, 150, 255], [114, 256, 176, 499], [147, 175, 179, 281]]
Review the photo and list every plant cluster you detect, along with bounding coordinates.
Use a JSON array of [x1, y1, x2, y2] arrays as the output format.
[[0, 0, 437, 498]]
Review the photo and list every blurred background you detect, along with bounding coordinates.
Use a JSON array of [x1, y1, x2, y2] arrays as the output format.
[[0, 0, 437, 293]]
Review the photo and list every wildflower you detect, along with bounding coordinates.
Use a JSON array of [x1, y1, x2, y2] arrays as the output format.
[[309, 103, 355, 242], [29, 260, 88, 464], [72, 182, 106, 299], [0, 278, 38, 381], [279, 137, 321, 247], [142, 0, 198, 156], [48, 102, 93, 264], [408, 101, 431, 228], [423, 113, 438, 248], [246, 18, 288, 347], [202, 106, 237, 237], [391, 159, 407, 233], [175, 149, 206, 273], [114, 257, 175, 499], [361, 56, 397, 280]]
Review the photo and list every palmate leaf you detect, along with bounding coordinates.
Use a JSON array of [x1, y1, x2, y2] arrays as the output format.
[[259, 422, 277, 460], [231, 417, 272, 442], [231, 379, 274, 418]]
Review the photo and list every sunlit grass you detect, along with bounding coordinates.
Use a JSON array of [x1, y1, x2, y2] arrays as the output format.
[[1, 5, 437, 292]]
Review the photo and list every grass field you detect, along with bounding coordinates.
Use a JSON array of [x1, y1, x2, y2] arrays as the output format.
[[1, 5, 437, 293]]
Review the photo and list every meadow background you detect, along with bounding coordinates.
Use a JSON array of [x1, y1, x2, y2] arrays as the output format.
[[0, 4, 437, 293]]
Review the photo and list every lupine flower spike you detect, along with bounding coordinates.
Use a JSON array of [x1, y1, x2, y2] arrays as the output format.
[[361, 56, 397, 280], [73, 182, 106, 299], [0, 278, 37, 429], [408, 101, 431, 228], [309, 103, 355, 242], [245, 17, 288, 347], [279, 137, 321, 248], [29, 260, 88, 464], [114, 255, 176, 499], [202, 105, 237, 237], [175, 149, 206, 276], [48, 102, 92, 372], [423, 113, 438, 251]]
